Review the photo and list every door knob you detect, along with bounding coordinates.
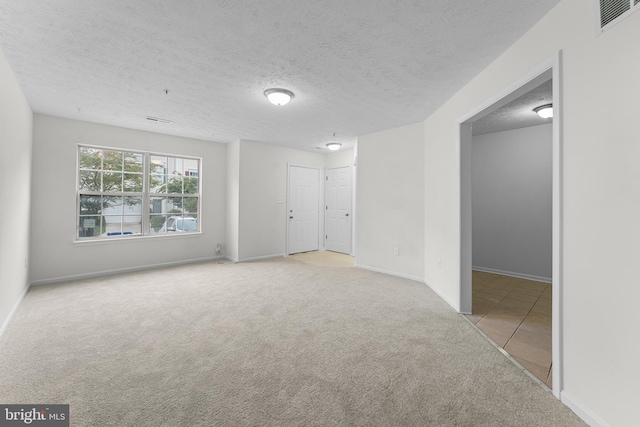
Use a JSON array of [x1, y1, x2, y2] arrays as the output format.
[[345, 213, 349, 216], [289, 216, 294, 219]]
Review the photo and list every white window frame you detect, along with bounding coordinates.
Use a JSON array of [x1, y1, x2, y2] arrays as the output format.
[[76, 144, 201, 240]]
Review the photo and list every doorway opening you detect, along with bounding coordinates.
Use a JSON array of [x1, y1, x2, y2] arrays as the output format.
[[458, 55, 562, 398]]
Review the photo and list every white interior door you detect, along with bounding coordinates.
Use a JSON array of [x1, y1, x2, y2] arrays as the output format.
[[288, 166, 320, 254], [325, 166, 352, 254]]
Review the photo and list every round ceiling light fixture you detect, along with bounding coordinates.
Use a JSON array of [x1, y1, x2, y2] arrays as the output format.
[[534, 103, 553, 119], [326, 133, 341, 151], [264, 88, 294, 106]]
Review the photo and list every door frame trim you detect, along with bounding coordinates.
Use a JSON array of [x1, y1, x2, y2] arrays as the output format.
[[457, 51, 563, 398]]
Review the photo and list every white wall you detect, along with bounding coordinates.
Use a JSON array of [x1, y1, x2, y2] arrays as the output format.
[[422, 0, 640, 424], [30, 115, 227, 283], [357, 122, 424, 281], [325, 148, 354, 169], [0, 47, 33, 333], [237, 140, 325, 261], [225, 140, 240, 261], [472, 124, 552, 281]]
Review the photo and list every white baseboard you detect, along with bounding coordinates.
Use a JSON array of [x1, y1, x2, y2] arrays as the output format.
[[355, 264, 424, 283], [30, 256, 226, 286], [472, 265, 552, 284], [0, 284, 30, 340], [423, 279, 460, 312], [561, 390, 609, 427], [237, 253, 285, 263]]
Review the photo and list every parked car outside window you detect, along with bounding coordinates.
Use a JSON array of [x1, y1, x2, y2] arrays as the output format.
[[159, 216, 197, 232]]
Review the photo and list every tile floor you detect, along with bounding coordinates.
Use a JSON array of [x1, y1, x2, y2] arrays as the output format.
[[465, 271, 552, 388]]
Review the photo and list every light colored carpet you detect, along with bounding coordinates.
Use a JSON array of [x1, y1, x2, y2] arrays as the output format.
[[0, 257, 584, 426], [288, 250, 355, 268]]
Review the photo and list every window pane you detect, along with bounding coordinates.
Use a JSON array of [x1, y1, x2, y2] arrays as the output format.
[[79, 170, 101, 192], [166, 175, 183, 194], [183, 196, 198, 214], [177, 215, 198, 232], [155, 214, 198, 233], [167, 157, 183, 176], [123, 173, 143, 192], [122, 218, 142, 235], [103, 196, 123, 215], [79, 216, 101, 238], [124, 196, 142, 214], [149, 214, 166, 234], [168, 197, 183, 214], [104, 215, 122, 235], [149, 174, 166, 193], [184, 158, 199, 175], [79, 147, 101, 169], [184, 177, 198, 194], [123, 152, 143, 172], [149, 155, 166, 193], [102, 151, 123, 171], [103, 172, 123, 192], [150, 156, 167, 174], [150, 196, 164, 214], [80, 195, 101, 215]]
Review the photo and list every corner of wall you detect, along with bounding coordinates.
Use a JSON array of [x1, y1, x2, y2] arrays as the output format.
[[0, 44, 33, 334]]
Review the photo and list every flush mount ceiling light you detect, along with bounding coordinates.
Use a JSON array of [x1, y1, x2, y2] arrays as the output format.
[[264, 88, 294, 106], [534, 103, 553, 119], [326, 133, 341, 151]]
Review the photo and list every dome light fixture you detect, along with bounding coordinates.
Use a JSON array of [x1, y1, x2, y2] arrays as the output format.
[[534, 103, 553, 119], [264, 88, 294, 106], [326, 133, 341, 151]]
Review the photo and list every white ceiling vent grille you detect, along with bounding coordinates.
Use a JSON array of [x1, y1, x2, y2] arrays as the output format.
[[598, 0, 640, 31]]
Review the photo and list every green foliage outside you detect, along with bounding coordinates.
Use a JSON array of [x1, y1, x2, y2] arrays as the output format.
[[78, 149, 143, 236], [160, 176, 199, 213], [78, 148, 199, 236]]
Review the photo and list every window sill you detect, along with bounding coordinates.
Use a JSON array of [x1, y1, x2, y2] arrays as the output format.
[[73, 231, 203, 245]]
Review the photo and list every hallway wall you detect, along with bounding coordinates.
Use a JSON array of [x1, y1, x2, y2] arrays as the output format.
[[472, 124, 552, 281]]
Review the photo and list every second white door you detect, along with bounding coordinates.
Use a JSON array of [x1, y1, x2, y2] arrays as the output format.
[[325, 166, 352, 254]]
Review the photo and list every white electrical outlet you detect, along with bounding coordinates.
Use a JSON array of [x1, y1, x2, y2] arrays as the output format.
[[215, 243, 221, 254], [394, 247, 399, 256]]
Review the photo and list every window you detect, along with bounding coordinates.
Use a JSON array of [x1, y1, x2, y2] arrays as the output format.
[[148, 154, 200, 235], [77, 146, 200, 239]]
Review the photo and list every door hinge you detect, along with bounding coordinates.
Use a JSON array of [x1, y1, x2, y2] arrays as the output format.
[[326, 176, 328, 181], [326, 205, 328, 210], [326, 235, 328, 239]]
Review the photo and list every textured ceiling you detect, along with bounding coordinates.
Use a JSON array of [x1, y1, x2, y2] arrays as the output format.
[[472, 79, 553, 136], [0, 0, 560, 152]]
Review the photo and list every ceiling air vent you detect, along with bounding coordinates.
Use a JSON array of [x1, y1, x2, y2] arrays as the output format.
[[598, 0, 640, 30], [145, 116, 172, 124]]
